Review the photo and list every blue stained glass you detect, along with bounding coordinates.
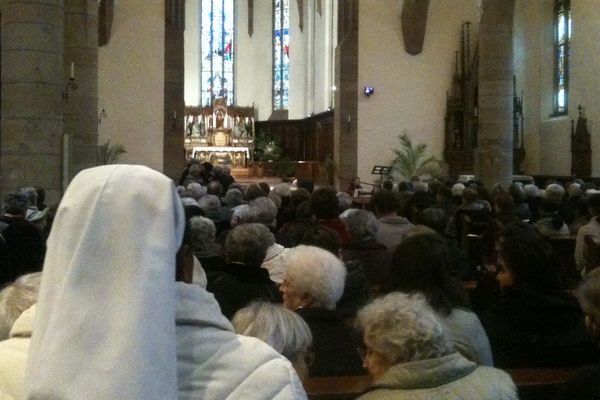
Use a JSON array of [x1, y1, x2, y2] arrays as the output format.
[[554, 0, 570, 114], [201, 0, 234, 106], [273, 0, 290, 110]]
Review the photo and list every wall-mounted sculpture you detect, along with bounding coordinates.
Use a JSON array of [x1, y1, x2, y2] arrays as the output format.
[[401, 0, 430, 55]]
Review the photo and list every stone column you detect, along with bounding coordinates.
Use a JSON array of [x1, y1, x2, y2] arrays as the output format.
[[477, 0, 515, 188], [334, 0, 358, 189], [164, 0, 185, 181], [1, 0, 64, 204], [64, 0, 99, 182]]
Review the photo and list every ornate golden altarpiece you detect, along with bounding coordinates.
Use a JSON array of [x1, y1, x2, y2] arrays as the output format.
[[184, 98, 255, 167]]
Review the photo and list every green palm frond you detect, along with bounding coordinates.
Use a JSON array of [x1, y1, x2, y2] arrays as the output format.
[[97, 140, 127, 165], [390, 133, 441, 180]]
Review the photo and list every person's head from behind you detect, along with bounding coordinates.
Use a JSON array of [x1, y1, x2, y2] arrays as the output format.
[[249, 197, 278, 226], [336, 192, 353, 212], [342, 209, 378, 242], [578, 269, 600, 342], [19, 187, 38, 208], [494, 191, 515, 214], [25, 165, 188, 398], [281, 245, 346, 311], [258, 182, 271, 195], [3, 193, 28, 217], [356, 292, 453, 380], [294, 200, 314, 222], [296, 178, 314, 193], [461, 188, 478, 206], [0, 272, 42, 340], [207, 181, 223, 197], [417, 208, 447, 234], [496, 222, 564, 293], [225, 223, 273, 266], [370, 190, 399, 217], [290, 188, 310, 208], [198, 194, 221, 212], [222, 188, 244, 206], [309, 187, 340, 220], [188, 216, 216, 253], [388, 233, 465, 315], [301, 225, 342, 256], [245, 184, 267, 202], [232, 302, 313, 381]]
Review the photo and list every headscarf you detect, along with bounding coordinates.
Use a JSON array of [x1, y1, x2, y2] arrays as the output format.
[[24, 165, 185, 399]]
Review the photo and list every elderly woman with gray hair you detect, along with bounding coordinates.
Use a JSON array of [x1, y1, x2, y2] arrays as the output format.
[[280, 245, 364, 377], [188, 216, 225, 275], [232, 301, 313, 382], [341, 209, 392, 287], [356, 293, 517, 400]]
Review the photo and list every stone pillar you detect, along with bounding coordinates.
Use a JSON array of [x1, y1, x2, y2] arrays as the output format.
[[64, 0, 99, 182], [1, 0, 64, 204], [477, 0, 515, 188], [164, 0, 185, 181], [334, 0, 358, 190]]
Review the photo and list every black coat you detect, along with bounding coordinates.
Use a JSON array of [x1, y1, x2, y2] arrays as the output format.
[[296, 307, 364, 377], [481, 286, 600, 368], [0, 216, 45, 286], [206, 262, 280, 319]]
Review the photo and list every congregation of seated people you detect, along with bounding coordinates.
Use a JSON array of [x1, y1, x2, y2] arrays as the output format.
[[4, 163, 600, 398]]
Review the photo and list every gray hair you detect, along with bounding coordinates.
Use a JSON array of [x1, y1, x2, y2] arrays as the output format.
[[268, 192, 282, 210], [225, 223, 274, 266], [273, 183, 292, 198], [451, 183, 465, 197], [523, 183, 540, 198], [356, 292, 453, 364], [198, 194, 221, 212], [188, 216, 216, 252], [232, 301, 312, 361], [0, 272, 42, 340], [283, 245, 346, 310], [342, 209, 378, 241], [249, 197, 278, 226], [336, 192, 353, 211], [545, 183, 565, 202], [231, 204, 251, 226], [186, 182, 207, 200], [223, 188, 244, 206]]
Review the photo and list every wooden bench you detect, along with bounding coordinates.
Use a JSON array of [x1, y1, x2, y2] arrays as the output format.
[[304, 368, 580, 400]]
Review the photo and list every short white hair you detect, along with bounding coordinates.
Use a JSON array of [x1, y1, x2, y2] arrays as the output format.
[[186, 182, 207, 200], [273, 183, 292, 198], [232, 301, 312, 361], [0, 272, 42, 340], [231, 204, 251, 226], [451, 183, 465, 197], [268, 192, 282, 209], [356, 292, 453, 364], [568, 183, 582, 197], [283, 245, 346, 310], [523, 184, 540, 198]]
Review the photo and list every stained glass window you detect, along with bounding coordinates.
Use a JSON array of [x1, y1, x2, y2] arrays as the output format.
[[553, 0, 571, 115], [273, 0, 290, 110], [201, 0, 234, 106]]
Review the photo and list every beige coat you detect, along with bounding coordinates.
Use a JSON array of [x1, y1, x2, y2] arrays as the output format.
[[0, 305, 35, 400], [358, 353, 517, 400]]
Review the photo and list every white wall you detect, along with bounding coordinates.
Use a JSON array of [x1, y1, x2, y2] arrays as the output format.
[[98, 0, 165, 172], [514, 0, 600, 177], [356, 0, 480, 183], [185, 0, 201, 106]]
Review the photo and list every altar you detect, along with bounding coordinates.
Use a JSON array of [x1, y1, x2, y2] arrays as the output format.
[[192, 146, 250, 167], [184, 98, 255, 166]]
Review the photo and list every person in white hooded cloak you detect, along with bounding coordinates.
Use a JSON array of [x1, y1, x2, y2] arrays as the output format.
[[21, 165, 306, 400]]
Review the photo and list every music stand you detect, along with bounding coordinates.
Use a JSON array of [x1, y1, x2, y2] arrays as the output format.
[[371, 166, 392, 189]]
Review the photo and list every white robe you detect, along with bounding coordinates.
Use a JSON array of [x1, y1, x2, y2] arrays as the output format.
[[22, 165, 305, 400]]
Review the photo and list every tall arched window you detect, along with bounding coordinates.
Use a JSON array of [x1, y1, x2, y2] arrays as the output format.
[[201, 0, 234, 106], [273, 0, 290, 110], [553, 0, 571, 115]]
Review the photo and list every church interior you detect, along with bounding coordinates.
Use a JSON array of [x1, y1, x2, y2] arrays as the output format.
[[3, 1, 600, 399]]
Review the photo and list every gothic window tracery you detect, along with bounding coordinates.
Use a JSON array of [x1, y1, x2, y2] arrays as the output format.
[[553, 0, 571, 115], [273, 0, 290, 110]]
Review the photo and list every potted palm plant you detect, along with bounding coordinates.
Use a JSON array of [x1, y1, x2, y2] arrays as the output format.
[[390, 133, 441, 182]]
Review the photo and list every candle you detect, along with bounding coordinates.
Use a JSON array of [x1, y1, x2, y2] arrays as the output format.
[[70, 62, 75, 79]]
